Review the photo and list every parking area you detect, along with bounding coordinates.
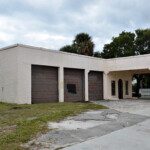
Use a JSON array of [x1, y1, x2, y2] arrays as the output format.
[[93, 99, 150, 116], [27, 100, 150, 150], [63, 100, 150, 150]]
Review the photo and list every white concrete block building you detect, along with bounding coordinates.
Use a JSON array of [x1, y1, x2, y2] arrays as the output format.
[[0, 44, 150, 104]]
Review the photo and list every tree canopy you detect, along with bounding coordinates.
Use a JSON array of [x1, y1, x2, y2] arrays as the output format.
[[93, 51, 101, 58], [101, 31, 136, 58], [60, 33, 94, 56], [101, 29, 150, 59], [60, 45, 77, 53], [135, 29, 150, 55], [59, 29, 150, 58]]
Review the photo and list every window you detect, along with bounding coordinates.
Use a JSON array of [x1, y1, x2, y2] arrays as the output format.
[[111, 81, 116, 96], [125, 81, 129, 95], [67, 84, 76, 94]]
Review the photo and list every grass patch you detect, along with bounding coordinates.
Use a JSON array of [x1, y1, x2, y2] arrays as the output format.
[[0, 102, 108, 150]]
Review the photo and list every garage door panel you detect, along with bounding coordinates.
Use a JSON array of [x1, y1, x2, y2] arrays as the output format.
[[88, 71, 103, 101], [32, 74, 57, 79], [32, 81, 58, 86], [32, 88, 58, 92], [32, 65, 58, 103], [32, 90, 57, 93], [33, 93, 58, 99], [64, 68, 84, 102], [33, 98, 57, 103]]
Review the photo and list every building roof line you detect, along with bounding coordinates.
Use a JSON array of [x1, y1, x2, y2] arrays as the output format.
[[0, 43, 105, 61], [1, 43, 150, 61]]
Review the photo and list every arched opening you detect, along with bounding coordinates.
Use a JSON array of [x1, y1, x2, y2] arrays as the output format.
[[118, 79, 123, 99]]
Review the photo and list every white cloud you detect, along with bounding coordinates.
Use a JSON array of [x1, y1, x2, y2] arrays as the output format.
[[0, 15, 73, 50], [0, 0, 150, 51], [25, 0, 63, 11], [23, 32, 73, 49], [0, 32, 15, 42], [93, 37, 111, 52]]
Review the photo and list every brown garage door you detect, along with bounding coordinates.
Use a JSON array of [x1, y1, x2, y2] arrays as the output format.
[[64, 68, 84, 102], [88, 71, 103, 100], [32, 65, 58, 104]]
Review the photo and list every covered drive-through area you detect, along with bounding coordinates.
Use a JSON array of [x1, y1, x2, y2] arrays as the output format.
[[104, 69, 150, 100]]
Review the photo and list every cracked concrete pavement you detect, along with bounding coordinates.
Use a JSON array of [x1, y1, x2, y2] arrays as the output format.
[[93, 99, 150, 116], [63, 119, 150, 150], [26, 100, 150, 150], [62, 100, 150, 150]]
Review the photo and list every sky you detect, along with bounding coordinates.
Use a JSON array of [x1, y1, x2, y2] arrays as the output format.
[[0, 0, 150, 52]]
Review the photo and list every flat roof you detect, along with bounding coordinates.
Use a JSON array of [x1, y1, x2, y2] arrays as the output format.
[[1, 43, 150, 61], [0, 43, 105, 61]]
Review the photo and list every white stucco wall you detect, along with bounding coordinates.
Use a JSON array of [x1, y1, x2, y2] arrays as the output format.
[[16, 45, 105, 104], [106, 54, 150, 72], [0, 44, 150, 104], [105, 72, 132, 100], [0, 46, 18, 103]]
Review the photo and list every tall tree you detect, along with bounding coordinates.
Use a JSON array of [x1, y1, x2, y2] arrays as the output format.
[[135, 29, 150, 55], [101, 31, 136, 59], [73, 33, 94, 56], [60, 33, 94, 56]]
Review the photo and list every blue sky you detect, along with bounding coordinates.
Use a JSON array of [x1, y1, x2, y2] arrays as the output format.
[[0, 0, 150, 51]]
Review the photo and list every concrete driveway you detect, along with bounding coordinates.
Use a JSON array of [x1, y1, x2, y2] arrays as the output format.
[[62, 100, 150, 150], [93, 99, 150, 116], [63, 119, 150, 150], [29, 100, 150, 150]]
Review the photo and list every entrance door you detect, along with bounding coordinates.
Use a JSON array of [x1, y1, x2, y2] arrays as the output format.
[[118, 79, 123, 99]]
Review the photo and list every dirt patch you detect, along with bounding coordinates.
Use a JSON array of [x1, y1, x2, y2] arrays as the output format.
[[49, 120, 110, 130]]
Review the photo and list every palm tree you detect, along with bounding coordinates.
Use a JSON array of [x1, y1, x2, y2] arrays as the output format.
[[59, 33, 95, 56], [73, 33, 94, 56]]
